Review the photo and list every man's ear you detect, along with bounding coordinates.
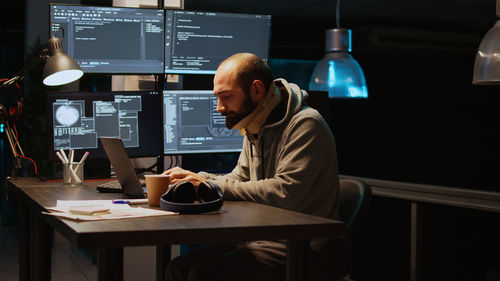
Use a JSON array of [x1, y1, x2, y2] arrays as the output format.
[[250, 80, 266, 104]]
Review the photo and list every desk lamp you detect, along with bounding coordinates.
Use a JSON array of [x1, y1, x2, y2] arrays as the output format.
[[0, 28, 83, 174], [309, 0, 368, 98], [473, 0, 500, 84], [1, 29, 83, 88]]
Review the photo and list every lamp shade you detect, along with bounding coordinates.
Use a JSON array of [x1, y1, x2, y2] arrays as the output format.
[[309, 29, 368, 98], [42, 36, 83, 86], [472, 20, 500, 85]]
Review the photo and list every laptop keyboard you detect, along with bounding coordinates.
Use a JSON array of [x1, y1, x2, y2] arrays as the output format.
[[96, 180, 122, 193], [98, 180, 122, 189]]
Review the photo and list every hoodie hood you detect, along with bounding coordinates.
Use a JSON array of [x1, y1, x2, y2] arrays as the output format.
[[265, 78, 309, 129], [232, 81, 281, 136]]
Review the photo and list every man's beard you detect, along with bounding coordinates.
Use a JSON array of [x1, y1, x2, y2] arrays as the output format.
[[223, 94, 257, 129]]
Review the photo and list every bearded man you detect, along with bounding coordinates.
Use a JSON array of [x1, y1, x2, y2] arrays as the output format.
[[164, 53, 350, 281]]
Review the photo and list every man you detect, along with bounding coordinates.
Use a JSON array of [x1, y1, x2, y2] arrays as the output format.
[[163, 53, 349, 281]]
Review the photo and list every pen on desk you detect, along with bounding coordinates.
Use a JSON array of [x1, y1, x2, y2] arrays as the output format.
[[112, 200, 130, 204], [112, 198, 148, 205]]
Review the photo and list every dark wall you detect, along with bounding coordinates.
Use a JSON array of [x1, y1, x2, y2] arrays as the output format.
[[333, 51, 500, 191], [270, 16, 500, 192], [266, 19, 500, 280], [266, 16, 500, 281]]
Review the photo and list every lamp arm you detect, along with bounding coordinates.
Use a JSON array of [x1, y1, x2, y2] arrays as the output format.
[[0, 49, 48, 89]]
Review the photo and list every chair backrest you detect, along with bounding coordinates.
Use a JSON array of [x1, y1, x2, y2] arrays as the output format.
[[338, 178, 372, 236]]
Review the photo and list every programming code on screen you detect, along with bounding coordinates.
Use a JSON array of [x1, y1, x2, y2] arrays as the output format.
[[164, 10, 271, 74], [50, 4, 164, 74], [163, 90, 244, 154], [48, 91, 162, 160]]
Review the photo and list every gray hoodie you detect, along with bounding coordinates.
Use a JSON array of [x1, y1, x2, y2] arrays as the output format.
[[200, 78, 340, 225]]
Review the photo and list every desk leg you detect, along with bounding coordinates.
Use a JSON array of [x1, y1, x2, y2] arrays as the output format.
[[18, 199, 30, 281], [156, 245, 171, 281], [31, 209, 53, 281], [287, 240, 309, 281], [410, 202, 422, 281], [98, 248, 123, 281]]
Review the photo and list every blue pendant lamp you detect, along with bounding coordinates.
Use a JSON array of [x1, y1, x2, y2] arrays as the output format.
[[309, 0, 368, 98]]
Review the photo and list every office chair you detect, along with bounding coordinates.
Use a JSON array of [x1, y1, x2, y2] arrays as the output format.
[[338, 178, 372, 236], [334, 178, 372, 281]]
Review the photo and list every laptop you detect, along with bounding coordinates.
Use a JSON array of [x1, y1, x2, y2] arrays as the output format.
[[98, 137, 147, 199]]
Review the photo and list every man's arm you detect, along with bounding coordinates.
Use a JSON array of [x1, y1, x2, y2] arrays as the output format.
[[162, 137, 252, 187]]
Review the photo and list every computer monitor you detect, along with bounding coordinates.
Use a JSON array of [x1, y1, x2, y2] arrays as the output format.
[[163, 90, 244, 154], [47, 91, 163, 161], [164, 10, 272, 74], [49, 4, 165, 74]]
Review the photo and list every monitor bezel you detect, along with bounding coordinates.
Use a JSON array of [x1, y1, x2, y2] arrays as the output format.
[[163, 9, 272, 75], [162, 89, 244, 155], [46, 90, 164, 161], [48, 3, 166, 75]]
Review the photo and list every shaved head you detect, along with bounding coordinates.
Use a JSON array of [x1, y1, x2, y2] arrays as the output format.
[[216, 53, 273, 96], [213, 53, 273, 128]]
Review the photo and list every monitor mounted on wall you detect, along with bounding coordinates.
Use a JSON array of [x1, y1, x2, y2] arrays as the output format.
[[49, 4, 165, 74], [47, 90, 163, 161], [164, 10, 272, 74], [163, 90, 244, 154]]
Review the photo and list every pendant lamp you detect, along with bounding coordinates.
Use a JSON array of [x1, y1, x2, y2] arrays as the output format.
[[309, 0, 368, 98], [472, 0, 500, 85]]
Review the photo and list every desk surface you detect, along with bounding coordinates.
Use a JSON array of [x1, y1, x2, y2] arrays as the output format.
[[7, 177, 345, 248]]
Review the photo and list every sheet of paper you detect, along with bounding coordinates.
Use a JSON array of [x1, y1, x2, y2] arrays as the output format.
[[44, 200, 176, 221], [50, 200, 130, 212]]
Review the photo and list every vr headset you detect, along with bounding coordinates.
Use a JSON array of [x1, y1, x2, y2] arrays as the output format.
[[160, 181, 223, 214]]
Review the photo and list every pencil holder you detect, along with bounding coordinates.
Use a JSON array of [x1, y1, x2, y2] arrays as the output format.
[[63, 162, 84, 186]]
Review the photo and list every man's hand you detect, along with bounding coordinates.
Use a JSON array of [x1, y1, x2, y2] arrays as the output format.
[[162, 167, 207, 187]]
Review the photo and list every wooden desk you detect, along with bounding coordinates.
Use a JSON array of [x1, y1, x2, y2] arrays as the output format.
[[7, 177, 345, 281]]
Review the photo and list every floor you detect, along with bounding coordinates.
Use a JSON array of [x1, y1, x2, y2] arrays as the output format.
[[0, 219, 98, 281], [0, 211, 180, 281]]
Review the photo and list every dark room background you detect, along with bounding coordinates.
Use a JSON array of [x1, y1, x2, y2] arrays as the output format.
[[2, 1, 500, 281], [2, 0, 499, 191]]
